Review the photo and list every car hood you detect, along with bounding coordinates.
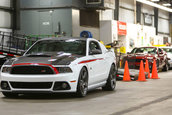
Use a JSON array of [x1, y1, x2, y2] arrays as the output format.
[[126, 53, 155, 58], [4, 52, 83, 66], [167, 53, 172, 59]]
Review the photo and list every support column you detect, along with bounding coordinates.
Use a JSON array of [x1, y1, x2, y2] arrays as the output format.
[[154, 8, 158, 35], [114, 0, 119, 20], [169, 13, 172, 43], [12, 0, 20, 31], [136, 2, 141, 24]]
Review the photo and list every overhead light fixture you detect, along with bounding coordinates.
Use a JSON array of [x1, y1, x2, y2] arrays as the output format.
[[163, 3, 171, 7], [137, 0, 172, 12], [49, 10, 53, 13]]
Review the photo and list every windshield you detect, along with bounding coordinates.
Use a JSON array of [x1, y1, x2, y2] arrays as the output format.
[[131, 47, 157, 54], [26, 39, 86, 56], [162, 48, 172, 53]]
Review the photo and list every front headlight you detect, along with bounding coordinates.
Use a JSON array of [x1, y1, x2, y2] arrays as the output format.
[[147, 57, 153, 59], [2, 66, 12, 73], [56, 67, 72, 73]]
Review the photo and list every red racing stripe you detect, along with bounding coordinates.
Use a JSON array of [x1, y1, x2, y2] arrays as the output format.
[[7, 53, 14, 56], [78, 58, 104, 64]]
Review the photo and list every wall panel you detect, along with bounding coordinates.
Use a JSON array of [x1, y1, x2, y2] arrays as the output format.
[[158, 18, 169, 34], [21, 0, 74, 8], [158, 9, 169, 34], [119, 8, 134, 23], [0, 10, 11, 28], [119, 0, 134, 9], [119, 0, 134, 23], [20, 9, 72, 36], [0, 0, 11, 7]]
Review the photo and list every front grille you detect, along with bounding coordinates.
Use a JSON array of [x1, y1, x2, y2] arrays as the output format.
[[127, 59, 145, 63], [10, 82, 52, 89], [11, 66, 54, 74]]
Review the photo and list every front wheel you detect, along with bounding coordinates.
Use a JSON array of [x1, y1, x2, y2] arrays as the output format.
[[163, 61, 169, 71], [102, 64, 116, 91], [76, 67, 88, 97]]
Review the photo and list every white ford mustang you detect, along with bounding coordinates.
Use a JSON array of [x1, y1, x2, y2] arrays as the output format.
[[0, 37, 116, 97]]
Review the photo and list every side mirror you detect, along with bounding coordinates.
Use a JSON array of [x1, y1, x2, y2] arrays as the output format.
[[89, 49, 102, 55]]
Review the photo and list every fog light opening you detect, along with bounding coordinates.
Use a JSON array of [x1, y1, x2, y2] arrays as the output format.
[[53, 82, 71, 90], [3, 82, 8, 88], [62, 83, 68, 89], [1, 81, 11, 90]]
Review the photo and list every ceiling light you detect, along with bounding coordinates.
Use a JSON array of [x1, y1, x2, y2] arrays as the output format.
[[49, 10, 53, 13], [137, 0, 172, 12], [163, 3, 171, 7]]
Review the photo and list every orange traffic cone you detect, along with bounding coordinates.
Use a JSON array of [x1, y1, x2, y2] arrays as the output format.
[[137, 60, 147, 81], [145, 60, 151, 79], [123, 61, 131, 81], [151, 59, 159, 79]]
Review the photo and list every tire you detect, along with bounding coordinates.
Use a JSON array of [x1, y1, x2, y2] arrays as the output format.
[[76, 67, 88, 97], [156, 60, 159, 72], [2, 92, 18, 98], [102, 64, 116, 91], [149, 66, 152, 73], [163, 61, 169, 71]]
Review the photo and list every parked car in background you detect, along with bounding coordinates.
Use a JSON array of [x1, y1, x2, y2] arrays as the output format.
[[0, 37, 117, 98], [161, 47, 172, 68], [121, 47, 169, 72]]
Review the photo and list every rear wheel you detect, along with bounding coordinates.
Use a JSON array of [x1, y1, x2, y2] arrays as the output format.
[[163, 60, 169, 71], [76, 67, 88, 97], [2, 92, 18, 98], [102, 64, 116, 91], [156, 60, 159, 72]]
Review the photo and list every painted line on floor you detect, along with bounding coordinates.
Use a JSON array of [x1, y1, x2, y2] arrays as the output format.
[[111, 94, 172, 115]]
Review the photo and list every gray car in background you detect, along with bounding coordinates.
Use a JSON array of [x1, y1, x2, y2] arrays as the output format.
[[162, 47, 172, 68]]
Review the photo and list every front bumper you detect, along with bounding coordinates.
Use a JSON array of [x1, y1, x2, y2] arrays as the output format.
[[0, 73, 78, 93], [168, 59, 172, 67], [128, 61, 153, 69]]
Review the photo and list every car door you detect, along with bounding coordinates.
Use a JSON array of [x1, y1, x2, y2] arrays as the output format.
[[87, 40, 106, 85]]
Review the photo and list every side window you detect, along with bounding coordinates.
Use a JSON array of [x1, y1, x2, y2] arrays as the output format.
[[89, 41, 102, 55]]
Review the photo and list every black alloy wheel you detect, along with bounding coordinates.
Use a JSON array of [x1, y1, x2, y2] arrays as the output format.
[[102, 64, 116, 91], [76, 67, 88, 97], [2, 92, 18, 98]]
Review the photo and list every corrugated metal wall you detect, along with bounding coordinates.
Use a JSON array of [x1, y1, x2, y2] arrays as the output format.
[[0, 0, 12, 29], [19, 0, 81, 36], [20, 9, 72, 36]]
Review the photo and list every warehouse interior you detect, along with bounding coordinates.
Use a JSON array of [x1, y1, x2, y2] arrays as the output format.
[[1, 0, 172, 115]]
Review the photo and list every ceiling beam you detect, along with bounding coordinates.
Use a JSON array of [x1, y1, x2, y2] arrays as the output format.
[[137, 0, 172, 12]]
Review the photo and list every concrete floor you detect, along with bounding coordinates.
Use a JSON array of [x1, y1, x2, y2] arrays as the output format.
[[0, 70, 172, 115]]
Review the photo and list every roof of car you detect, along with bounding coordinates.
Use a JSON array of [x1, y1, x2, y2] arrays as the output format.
[[160, 47, 172, 49], [135, 46, 157, 48], [38, 37, 89, 41]]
